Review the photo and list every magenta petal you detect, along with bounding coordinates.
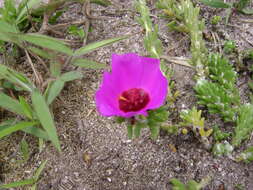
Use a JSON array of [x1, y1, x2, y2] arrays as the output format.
[[95, 53, 168, 118], [95, 72, 121, 116]]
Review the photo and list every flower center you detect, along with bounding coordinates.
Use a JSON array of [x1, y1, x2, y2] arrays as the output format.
[[118, 88, 150, 112]]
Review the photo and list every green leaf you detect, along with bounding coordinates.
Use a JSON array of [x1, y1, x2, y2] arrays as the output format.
[[45, 79, 65, 105], [232, 104, 253, 147], [28, 46, 54, 60], [0, 64, 34, 92], [0, 121, 36, 139], [72, 58, 106, 69], [212, 141, 234, 156], [0, 92, 26, 116], [197, 0, 231, 8], [0, 178, 36, 188], [22, 126, 50, 140], [74, 36, 128, 56], [91, 0, 111, 6], [134, 122, 145, 138], [188, 180, 200, 190], [49, 61, 62, 77], [0, 20, 18, 33], [170, 178, 186, 190], [60, 71, 83, 82], [148, 121, 160, 139], [127, 125, 133, 139], [34, 160, 47, 181], [31, 90, 61, 151], [19, 33, 73, 55], [19, 96, 33, 119], [236, 146, 253, 163], [67, 25, 85, 39], [16, 0, 41, 24], [20, 139, 30, 162]]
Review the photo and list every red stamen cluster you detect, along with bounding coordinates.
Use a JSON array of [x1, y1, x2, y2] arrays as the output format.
[[118, 88, 150, 112]]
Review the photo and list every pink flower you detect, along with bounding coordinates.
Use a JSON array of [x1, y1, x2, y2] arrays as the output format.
[[95, 53, 168, 118]]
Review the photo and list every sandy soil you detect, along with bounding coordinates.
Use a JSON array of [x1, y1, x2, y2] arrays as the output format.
[[1, 0, 253, 190]]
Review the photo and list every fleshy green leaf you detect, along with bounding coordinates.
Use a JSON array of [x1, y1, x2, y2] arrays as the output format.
[[236, 146, 253, 163], [31, 90, 61, 151], [170, 178, 186, 190], [197, 0, 231, 8], [232, 104, 253, 147]]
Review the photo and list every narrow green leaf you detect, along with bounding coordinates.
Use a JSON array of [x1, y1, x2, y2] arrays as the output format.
[[46, 79, 65, 105], [20, 139, 30, 162], [19, 96, 33, 119], [149, 124, 160, 139], [72, 58, 106, 69], [31, 184, 37, 190], [60, 71, 83, 82], [198, 0, 231, 8], [28, 46, 54, 60], [0, 178, 36, 188], [0, 20, 18, 33], [134, 122, 144, 138], [16, 0, 41, 24], [74, 36, 128, 56], [19, 33, 73, 55], [241, 8, 253, 14], [127, 125, 133, 139], [91, 0, 111, 6], [0, 121, 36, 139], [22, 126, 50, 140], [31, 90, 61, 151], [0, 92, 25, 116], [49, 61, 61, 77], [34, 160, 47, 181], [0, 64, 34, 92]]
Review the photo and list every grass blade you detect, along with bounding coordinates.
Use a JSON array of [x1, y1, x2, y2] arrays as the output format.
[[0, 178, 36, 189], [46, 79, 65, 105], [72, 58, 106, 69], [22, 126, 50, 140], [0, 64, 34, 92], [0, 121, 36, 139], [60, 71, 83, 82], [19, 33, 73, 55], [0, 20, 18, 33], [16, 0, 41, 24], [74, 35, 128, 56], [19, 96, 33, 119], [34, 160, 47, 180], [0, 92, 26, 116], [31, 90, 61, 151]]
